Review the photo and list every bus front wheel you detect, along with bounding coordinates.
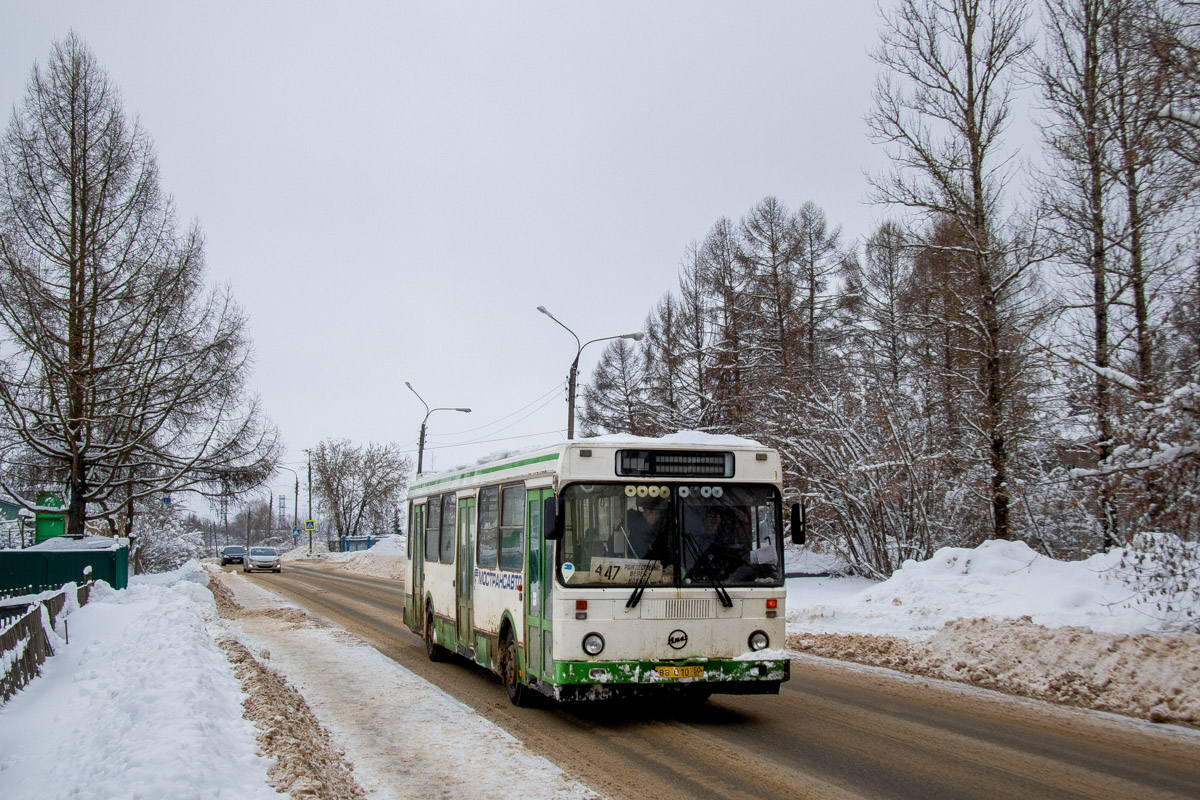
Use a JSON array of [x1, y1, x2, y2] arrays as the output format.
[[499, 629, 531, 707], [424, 608, 444, 662]]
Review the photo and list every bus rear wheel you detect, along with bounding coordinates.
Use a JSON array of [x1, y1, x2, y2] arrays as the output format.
[[499, 629, 531, 707], [424, 608, 444, 662]]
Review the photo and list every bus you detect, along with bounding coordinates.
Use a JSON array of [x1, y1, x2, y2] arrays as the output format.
[[402, 434, 800, 705]]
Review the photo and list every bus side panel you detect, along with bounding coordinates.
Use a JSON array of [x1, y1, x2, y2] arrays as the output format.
[[423, 560, 457, 645], [471, 579, 519, 668]]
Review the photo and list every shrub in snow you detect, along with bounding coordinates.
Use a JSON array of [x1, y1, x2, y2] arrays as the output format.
[[131, 500, 207, 574], [1117, 532, 1200, 632]]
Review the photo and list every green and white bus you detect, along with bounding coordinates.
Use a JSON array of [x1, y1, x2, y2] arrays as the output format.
[[403, 434, 797, 705]]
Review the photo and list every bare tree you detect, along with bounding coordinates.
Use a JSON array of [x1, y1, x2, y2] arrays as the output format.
[[868, 0, 1040, 540], [0, 33, 280, 535], [580, 337, 652, 436], [695, 217, 755, 433], [793, 201, 848, 380], [739, 196, 803, 397], [308, 439, 411, 539]]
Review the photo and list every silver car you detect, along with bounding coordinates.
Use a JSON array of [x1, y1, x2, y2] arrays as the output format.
[[243, 546, 281, 573]]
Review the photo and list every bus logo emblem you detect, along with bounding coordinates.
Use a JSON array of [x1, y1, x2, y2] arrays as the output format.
[[668, 630, 688, 650]]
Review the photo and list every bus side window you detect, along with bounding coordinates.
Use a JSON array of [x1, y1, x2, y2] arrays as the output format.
[[440, 494, 457, 564], [478, 486, 499, 569], [499, 484, 526, 572], [425, 496, 441, 563]]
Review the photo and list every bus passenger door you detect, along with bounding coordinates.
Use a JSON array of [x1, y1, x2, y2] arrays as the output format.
[[406, 504, 425, 630], [525, 488, 554, 682], [456, 496, 475, 652]]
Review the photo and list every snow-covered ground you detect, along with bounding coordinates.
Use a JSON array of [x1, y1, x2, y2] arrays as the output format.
[[0, 551, 596, 800], [1, 537, 1197, 798], [0, 570, 277, 799], [786, 539, 1200, 726]]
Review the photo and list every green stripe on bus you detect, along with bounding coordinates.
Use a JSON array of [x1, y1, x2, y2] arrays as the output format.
[[552, 658, 788, 686], [410, 452, 560, 492]]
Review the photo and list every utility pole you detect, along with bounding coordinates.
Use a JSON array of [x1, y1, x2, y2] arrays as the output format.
[[307, 453, 313, 554]]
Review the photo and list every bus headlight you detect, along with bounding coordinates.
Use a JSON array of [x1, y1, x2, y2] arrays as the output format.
[[748, 631, 769, 651], [582, 633, 605, 656]]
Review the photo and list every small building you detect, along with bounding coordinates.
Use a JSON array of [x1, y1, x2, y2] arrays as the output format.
[[0, 498, 18, 523], [34, 492, 66, 544]]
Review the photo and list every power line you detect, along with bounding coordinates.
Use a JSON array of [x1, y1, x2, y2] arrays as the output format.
[[426, 380, 565, 439], [400, 429, 564, 454], [426, 388, 564, 446]]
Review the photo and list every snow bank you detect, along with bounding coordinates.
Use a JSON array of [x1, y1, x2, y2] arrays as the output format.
[[364, 535, 405, 555], [786, 540, 1200, 727], [323, 536, 407, 581], [789, 539, 1182, 639], [0, 562, 274, 799], [788, 621, 1200, 727]]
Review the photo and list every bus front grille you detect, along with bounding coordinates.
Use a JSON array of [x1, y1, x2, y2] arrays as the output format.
[[643, 598, 717, 619]]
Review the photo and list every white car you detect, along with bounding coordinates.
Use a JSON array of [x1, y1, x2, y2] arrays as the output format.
[[243, 546, 281, 573]]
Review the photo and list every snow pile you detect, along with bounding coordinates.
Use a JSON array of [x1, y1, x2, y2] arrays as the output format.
[[789, 539, 1183, 639], [786, 540, 1200, 727], [281, 537, 331, 561], [324, 536, 408, 580], [0, 562, 275, 800]]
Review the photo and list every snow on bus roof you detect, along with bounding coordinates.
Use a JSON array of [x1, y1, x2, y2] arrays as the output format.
[[416, 431, 767, 485], [584, 431, 765, 448]]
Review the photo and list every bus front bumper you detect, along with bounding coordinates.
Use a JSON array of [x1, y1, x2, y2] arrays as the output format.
[[547, 656, 789, 699]]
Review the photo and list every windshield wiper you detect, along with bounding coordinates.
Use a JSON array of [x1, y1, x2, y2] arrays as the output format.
[[680, 530, 733, 608], [625, 556, 656, 609]]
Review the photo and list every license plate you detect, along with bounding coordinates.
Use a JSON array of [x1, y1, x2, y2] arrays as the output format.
[[654, 665, 704, 679]]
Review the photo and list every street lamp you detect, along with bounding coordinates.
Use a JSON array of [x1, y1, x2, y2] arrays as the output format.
[[405, 382, 471, 474], [537, 305, 644, 440]]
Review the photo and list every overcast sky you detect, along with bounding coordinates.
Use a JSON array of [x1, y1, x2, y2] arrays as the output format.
[[3, 2, 894, 504]]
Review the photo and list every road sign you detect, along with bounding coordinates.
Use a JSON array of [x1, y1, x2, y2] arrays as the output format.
[[304, 520, 315, 531]]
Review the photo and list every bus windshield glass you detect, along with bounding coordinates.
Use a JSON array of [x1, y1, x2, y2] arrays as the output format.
[[557, 483, 783, 588]]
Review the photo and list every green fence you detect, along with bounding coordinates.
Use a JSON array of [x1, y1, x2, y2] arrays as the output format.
[[0, 548, 128, 598]]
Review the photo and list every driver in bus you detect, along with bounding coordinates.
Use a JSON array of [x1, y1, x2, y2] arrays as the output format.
[[692, 507, 763, 582], [624, 496, 671, 563]]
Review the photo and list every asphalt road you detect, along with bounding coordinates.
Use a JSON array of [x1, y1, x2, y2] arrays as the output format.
[[238, 562, 1200, 800]]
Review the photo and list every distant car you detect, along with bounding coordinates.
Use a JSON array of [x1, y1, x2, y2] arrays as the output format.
[[219, 545, 245, 566], [244, 546, 281, 573]]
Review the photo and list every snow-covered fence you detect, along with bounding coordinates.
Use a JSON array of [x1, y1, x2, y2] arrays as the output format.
[[0, 582, 92, 704]]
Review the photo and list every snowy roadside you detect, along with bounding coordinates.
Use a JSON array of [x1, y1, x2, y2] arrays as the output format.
[[785, 540, 1200, 727], [211, 565, 600, 800], [0, 559, 601, 799], [0, 569, 276, 800]]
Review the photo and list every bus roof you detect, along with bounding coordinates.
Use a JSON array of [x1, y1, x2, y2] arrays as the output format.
[[407, 432, 773, 496]]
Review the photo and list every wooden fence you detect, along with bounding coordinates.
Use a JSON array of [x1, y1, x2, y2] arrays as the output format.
[[0, 581, 92, 705]]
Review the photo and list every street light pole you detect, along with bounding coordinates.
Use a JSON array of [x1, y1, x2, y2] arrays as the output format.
[[405, 382, 471, 474], [537, 306, 644, 439]]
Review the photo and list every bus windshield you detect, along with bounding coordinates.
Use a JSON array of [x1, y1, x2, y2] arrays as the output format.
[[558, 483, 783, 588]]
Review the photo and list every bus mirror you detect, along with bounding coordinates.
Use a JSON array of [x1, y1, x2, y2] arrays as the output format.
[[791, 500, 807, 546], [543, 497, 561, 540]]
